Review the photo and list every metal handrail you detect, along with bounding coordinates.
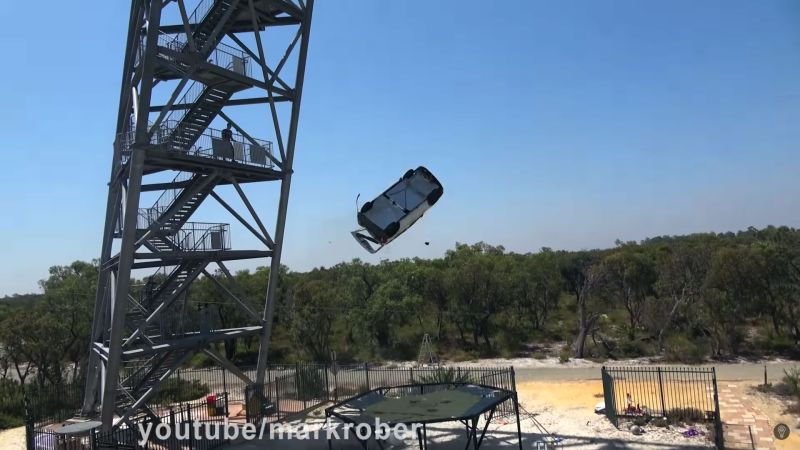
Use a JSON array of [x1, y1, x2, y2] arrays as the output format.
[[137, 171, 193, 230], [121, 120, 275, 169], [174, 222, 232, 251], [157, 32, 251, 78], [161, 80, 206, 127]]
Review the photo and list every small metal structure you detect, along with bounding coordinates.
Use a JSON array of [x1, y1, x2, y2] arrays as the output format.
[[325, 383, 523, 450], [82, 0, 314, 429], [417, 333, 438, 366], [352, 166, 443, 253]]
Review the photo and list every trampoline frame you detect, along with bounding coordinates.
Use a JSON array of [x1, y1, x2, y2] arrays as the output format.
[[324, 382, 523, 450]]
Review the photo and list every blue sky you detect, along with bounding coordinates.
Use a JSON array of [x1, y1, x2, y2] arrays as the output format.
[[0, 0, 798, 295]]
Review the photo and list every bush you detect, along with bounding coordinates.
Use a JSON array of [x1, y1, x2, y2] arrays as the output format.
[[663, 335, 707, 364], [666, 407, 705, 425], [416, 367, 476, 385], [0, 413, 23, 430], [296, 366, 327, 401], [151, 379, 209, 405], [651, 417, 669, 428], [616, 339, 653, 358], [782, 367, 800, 402], [759, 334, 800, 358], [559, 348, 571, 363]]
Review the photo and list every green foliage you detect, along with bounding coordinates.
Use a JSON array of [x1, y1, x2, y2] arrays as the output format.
[[4, 226, 800, 384], [663, 335, 707, 364], [151, 379, 209, 405], [415, 367, 477, 385], [665, 407, 705, 425], [651, 417, 669, 428], [0, 413, 23, 430], [782, 367, 800, 403], [0, 379, 26, 429], [615, 339, 654, 358], [558, 348, 571, 363], [295, 366, 327, 401]]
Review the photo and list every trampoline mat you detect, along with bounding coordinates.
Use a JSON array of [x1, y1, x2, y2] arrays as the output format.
[[330, 384, 509, 425], [365, 389, 481, 423]]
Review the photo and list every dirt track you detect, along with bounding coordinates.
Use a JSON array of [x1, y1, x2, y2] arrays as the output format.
[[508, 360, 798, 382]]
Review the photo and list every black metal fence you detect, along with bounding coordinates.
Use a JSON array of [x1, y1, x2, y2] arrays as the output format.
[[601, 366, 723, 448], [24, 364, 516, 450], [28, 393, 230, 450], [244, 364, 517, 423]]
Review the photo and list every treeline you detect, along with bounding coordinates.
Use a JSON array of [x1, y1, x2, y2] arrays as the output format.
[[1, 226, 799, 388]]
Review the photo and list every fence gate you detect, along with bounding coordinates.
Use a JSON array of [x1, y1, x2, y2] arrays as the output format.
[[601, 367, 618, 427], [601, 366, 723, 449]]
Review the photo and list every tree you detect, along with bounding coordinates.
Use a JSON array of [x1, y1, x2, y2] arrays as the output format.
[[603, 246, 657, 341], [704, 246, 763, 355], [652, 241, 712, 348], [560, 251, 605, 358], [288, 278, 341, 361], [445, 243, 510, 351]]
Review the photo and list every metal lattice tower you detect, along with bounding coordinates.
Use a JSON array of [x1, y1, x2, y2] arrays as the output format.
[[82, 0, 314, 429]]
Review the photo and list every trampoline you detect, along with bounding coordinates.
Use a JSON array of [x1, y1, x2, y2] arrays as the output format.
[[325, 383, 522, 449]]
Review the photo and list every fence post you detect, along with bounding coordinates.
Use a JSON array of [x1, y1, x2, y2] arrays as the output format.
[[324, 364, 331, 402], [275, 377, 282, 421], [410, 367, 414, 384], [364, 363, 371, 391], [187, 402, 194, 450], [24, 407, 34, 450], [223, 365, 228, 400], [711, 368, 724, 449], [601, 367, 618, 428], [657, 367, 667, 417], [510, 366, 517, 392], [89, 426, 97, 450]]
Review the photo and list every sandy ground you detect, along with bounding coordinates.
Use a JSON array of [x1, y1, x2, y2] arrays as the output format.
[[0, 427, 25, 450], [222, 381, 712, 450], [6, 359, 797, 449], [727, 381, 800, 450]]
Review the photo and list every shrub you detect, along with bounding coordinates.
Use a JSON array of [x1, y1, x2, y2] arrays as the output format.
[[782, 367, 800, 402], [759, 334, 800, 358], [151, 378, 209, 405], [532, 352, 547, 360], [559, 348, 571, 363], [416, 367, 476, 385], [0, 413, 23, 430], [663, 335, 707, 364], [296, 366, 327, 401], [665, 407, 705, 425], [651, 417, 669, 428], [616, 339, 653, 358]]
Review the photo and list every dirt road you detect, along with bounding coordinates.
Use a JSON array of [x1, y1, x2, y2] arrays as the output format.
[[513, 360, 797, 382]]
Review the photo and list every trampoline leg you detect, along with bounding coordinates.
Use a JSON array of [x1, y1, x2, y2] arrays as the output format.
[[513, 394, 523, 450], [476, 407, 495, 449], [417, 425, 425, 450], [326, 414, 332, 450], [471, 418, 479, 450]]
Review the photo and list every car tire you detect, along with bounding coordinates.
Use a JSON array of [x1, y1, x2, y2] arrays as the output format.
[[427, 187, 443, 205], [385, 221, 400, 238], [360, 201, 373, 213]]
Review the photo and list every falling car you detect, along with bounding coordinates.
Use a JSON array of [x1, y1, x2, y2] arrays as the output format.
[[351, 166, 443, 253]]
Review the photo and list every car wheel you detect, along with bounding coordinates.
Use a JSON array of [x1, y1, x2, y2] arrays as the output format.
[[360, 201, 373, 213], [385, 221, 400, 238]]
